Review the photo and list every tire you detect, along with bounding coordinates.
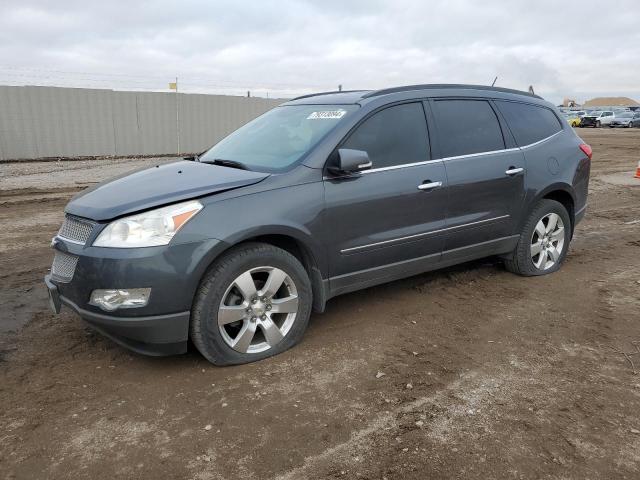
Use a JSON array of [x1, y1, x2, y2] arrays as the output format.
[[190, 242, 312, 365], [596, 121, 601, 128], [504, 199, 571, 277]]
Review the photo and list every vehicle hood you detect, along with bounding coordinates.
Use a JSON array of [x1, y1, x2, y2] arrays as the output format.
[[65, 160, 270, 221]]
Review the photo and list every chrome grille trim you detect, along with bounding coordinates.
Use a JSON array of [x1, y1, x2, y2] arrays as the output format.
[[51, 251, 79, 283], [58, 215, 95, 245]]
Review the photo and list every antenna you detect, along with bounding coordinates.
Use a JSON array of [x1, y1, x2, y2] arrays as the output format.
[[491, 76, 498, 87]]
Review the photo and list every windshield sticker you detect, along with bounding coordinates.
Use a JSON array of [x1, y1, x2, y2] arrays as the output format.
[[307, 110, 347, 120]]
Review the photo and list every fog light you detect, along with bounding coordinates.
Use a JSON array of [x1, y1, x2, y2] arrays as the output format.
[[89, 288, 151, 312]]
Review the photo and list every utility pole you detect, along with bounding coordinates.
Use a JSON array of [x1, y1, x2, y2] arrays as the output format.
[[175, 76, 180, 155]]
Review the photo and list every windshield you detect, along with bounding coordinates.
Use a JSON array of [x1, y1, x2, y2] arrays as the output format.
[[200, 104, 358, 172], [617, 112, 633, 118]]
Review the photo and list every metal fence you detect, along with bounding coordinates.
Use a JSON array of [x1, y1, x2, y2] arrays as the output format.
[[0, 85, 284, 161]]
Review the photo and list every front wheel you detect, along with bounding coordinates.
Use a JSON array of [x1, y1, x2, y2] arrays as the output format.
[[190, 242, 312, 365], [504, 200, 571, 276], [596, 120, 601, 128]]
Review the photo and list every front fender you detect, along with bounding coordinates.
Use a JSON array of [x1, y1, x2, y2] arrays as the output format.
[[219, 223, 327, 276], [183, 181, 327, 276]]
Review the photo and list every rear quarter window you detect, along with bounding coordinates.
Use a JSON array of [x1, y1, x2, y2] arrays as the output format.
[[496, 101, 563, 147]]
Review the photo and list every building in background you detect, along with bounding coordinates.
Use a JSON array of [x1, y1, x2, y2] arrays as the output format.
[[0, 86, 284, 161], [562, 98, 579, 107]]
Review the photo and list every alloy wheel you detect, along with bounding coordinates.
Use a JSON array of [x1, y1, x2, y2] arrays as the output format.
[[218, 267, 299, 354], [530, 213, 565, 271]]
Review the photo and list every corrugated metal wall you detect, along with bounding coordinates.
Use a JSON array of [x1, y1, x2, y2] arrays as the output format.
[[0, 86, 284, 160]]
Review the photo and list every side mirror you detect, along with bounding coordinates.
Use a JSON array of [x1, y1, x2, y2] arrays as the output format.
[[330, 148, 372, 174]]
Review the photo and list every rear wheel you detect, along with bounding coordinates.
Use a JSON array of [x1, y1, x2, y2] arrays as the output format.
[[504, 200, 571, 276], [190, 242, 312, 365]]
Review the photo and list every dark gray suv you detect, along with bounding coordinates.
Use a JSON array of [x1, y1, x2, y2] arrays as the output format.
[[45, 84, 591, 365]]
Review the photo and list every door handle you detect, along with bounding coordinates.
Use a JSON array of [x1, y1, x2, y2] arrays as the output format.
[[418, 181, 442, 191], [505, 167, 524, 176]]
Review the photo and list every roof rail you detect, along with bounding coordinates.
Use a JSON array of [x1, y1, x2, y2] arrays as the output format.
[[362, 84, 542, 100], [291, 90, 369, 101]]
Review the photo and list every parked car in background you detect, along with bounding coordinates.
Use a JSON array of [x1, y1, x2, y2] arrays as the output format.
[[580, 111, 615, 127], [632, 113, 640, 128], [609, 111, 640, 128], [563, 112, 581, 127], [45, 84, 591, 365]]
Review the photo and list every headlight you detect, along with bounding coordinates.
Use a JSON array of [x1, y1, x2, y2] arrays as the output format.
[[93, 200, 203, 248]]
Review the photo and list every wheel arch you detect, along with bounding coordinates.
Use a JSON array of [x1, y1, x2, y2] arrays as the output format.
[[196, 226, 329, 314], [528, 184, 576, 236]]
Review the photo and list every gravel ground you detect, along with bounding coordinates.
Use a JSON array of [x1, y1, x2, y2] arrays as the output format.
[[0, 157, 178, 191], [1, 129, 639, 479]]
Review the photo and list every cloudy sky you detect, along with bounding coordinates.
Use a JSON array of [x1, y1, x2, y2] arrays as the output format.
[[1, 0, 639, 104]]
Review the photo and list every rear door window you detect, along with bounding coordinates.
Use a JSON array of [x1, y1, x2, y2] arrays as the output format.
[[496, 101, 562, 147], [341, 102, 430, 169], [431, 99, 505, 158]]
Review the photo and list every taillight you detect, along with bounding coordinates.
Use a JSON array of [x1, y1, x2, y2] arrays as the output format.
[[579, 143, 592, 160]]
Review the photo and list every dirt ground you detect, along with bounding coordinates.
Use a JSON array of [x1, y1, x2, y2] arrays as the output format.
[[1, 129, 639, 480]]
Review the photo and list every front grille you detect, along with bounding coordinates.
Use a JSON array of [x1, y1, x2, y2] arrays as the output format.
[[51, 251, 79, 283], [58, 215, 95, 245]]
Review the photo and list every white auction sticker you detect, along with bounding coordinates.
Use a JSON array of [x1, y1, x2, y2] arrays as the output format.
[[307, 110, 347, 120]]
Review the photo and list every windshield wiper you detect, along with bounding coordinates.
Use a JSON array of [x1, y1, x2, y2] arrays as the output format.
[[201, 158, 250, 170]]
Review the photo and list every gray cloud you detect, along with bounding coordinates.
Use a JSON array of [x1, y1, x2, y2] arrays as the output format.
[[0, 0, 638, 103]]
